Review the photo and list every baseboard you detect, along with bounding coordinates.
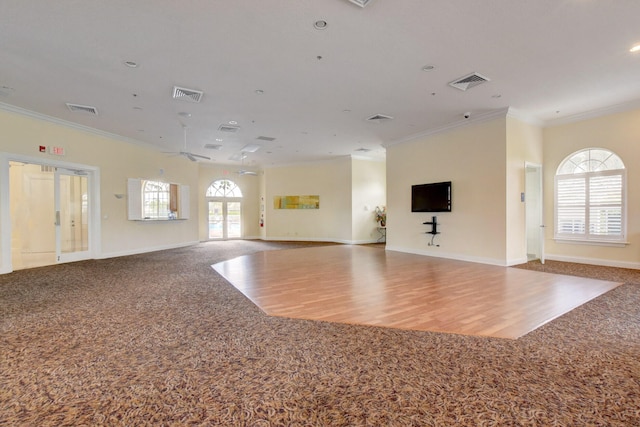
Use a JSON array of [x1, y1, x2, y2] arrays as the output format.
[[97, 240, 200, 260], [544, 254, 640, 270], [385, 245, 509, 267]]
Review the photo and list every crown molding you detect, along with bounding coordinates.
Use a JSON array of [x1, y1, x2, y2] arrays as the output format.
[[542, 98, 640, 127], [0, 101, 158, 151], [384, 107, 510, 148]]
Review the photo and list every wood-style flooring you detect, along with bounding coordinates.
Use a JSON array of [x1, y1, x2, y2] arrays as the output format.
[[212, 245, 620, 339]]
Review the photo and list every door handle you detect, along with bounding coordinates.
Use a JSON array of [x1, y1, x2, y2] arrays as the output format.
[[55, 211, 60, 226]]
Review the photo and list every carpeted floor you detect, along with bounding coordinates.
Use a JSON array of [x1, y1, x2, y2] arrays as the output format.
[[1, 241, 639, 426]]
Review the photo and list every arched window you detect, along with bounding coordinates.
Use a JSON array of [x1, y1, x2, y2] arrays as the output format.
[[555, 148, 625, 242], [206, 179, 243, 198], [142, 180, 170, 219]]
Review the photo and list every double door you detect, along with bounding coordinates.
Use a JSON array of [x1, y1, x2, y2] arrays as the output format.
[[208, 200, 241, 239], [10, 162, 90, 269]]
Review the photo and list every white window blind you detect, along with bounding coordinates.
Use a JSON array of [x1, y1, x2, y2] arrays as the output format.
[[555, 149, 625, 242]]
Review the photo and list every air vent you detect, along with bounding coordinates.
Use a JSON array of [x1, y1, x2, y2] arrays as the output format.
[[241, 144, 261, 153], [367, 114, 393, 122], [218, 124, 240, 133], [66, 103, 98, 115], [348, 0, 374, 7], [448, 72, 490, 91], [172, 86, 204, 103], [256, 136, 276, 142], [204, 143, 223, 150]]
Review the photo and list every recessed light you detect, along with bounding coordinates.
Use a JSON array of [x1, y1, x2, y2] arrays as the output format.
[[314, 20, 328, 30], [229, 120, 238, 125], [630, 44, 640, 53], [216, 138, 223, 142], [255, 89, 264, 94], [422, 65, 436, 72], [123, 61, 138, 68]]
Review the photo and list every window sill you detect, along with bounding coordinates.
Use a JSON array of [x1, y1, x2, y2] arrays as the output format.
[[554, 238, 629, 248]]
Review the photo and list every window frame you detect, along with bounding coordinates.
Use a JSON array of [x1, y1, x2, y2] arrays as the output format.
[[554, 148, 627, 245]]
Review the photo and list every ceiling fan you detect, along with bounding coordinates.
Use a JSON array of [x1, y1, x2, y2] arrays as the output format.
[[165, 124, 211, 162], [235, 152, 257, 176]]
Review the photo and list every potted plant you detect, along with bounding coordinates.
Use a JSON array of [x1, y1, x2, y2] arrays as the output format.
[[375, 206, 386, 227]]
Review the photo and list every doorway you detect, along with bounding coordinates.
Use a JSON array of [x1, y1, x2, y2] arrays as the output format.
[[8, 161, 92, 270], [208, 200, 242, 240], [525, 163, 544, 263]]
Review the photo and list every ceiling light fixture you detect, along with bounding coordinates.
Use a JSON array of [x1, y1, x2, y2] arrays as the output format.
[[630, 44, 640, 53], [123, 60, 138, 68], [422, 65, 436, 72], [314, 20, 328, 30]]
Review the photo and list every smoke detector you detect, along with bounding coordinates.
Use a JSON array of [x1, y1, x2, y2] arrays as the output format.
[[448, 72, 490, 91]]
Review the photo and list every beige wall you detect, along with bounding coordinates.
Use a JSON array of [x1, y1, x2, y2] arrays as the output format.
[[506, 116, 544, 264], [543, 108, 640, 268], [0, 108, 199, 272], [386, 117, 509, 265], [263, 157, 353, 242], [352, 158, 386, 243]]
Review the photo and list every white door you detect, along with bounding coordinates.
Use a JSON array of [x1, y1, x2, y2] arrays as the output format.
[[525, 163, 545, 263]]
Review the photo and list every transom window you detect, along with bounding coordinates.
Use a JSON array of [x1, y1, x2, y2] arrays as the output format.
[[554, 148, 625, 242], [206, 179, 243, 198]]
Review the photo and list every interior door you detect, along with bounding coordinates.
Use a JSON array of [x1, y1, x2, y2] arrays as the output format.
[[55, 168, 90, 263]]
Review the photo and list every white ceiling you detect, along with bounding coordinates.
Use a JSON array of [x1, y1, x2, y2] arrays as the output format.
[[2, 0, 640, 168]]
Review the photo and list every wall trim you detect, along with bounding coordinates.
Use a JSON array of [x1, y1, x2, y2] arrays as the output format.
[[97, 241, 200, 260], [544, 254, 640, 270], [385, 245, 508, 267]]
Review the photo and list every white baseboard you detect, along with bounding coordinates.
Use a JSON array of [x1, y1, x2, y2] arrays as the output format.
[[544, 254, 640, 270], [97, 240, 200, 260], [385, 245, 509, 267]]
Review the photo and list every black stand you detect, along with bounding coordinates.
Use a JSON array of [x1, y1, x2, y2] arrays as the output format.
[[423, 216, 439, 235]]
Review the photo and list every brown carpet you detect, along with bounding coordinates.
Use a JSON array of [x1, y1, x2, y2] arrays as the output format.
[[1, 241, 639, 426]]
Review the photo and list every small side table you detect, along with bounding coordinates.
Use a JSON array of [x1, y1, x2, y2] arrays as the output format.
[[376, 226, 386, 243]]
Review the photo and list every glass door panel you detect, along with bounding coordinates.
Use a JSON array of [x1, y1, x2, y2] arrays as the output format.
[[208, 201, 224, 239], [227, 202, 242, 238], [55, 169, 90, 263]]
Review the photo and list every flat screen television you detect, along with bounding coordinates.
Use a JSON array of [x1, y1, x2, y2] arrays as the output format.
[[411, 181, 451, 212]]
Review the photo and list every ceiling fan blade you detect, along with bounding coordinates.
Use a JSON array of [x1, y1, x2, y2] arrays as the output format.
[[185, 153, 197, 162], [238, 170, 257, 176], [189, 153, 211, 160]]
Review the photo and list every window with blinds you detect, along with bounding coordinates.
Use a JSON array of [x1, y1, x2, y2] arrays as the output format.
[[555, 149, 625, 242]]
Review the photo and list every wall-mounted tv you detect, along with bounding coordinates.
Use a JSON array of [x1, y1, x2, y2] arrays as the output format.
[[411, 181, 452, 212]]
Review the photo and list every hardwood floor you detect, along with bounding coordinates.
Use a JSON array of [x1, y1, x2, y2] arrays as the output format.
[[212, 245, 620, 339]]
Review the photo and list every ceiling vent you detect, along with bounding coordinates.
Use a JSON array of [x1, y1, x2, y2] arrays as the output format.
[[66, 103, 98, 115], [218, 124, 240, 133], [172, 86, 204, 103], [204, 143, 223, 150], [448, 72, 490, 91], [256, 136, 276, 142], [367, 114, 394, 122], [348, 0, 374, 7], [241, 144, 261, 153]]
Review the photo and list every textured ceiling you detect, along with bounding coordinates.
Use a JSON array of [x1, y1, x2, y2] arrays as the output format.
[[1, 0, 639, 167]]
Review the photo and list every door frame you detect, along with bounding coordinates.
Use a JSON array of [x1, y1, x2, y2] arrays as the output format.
[[207, 198, 242, 240], [525, 162, 545, 263], [0, 153, 101, 273]]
